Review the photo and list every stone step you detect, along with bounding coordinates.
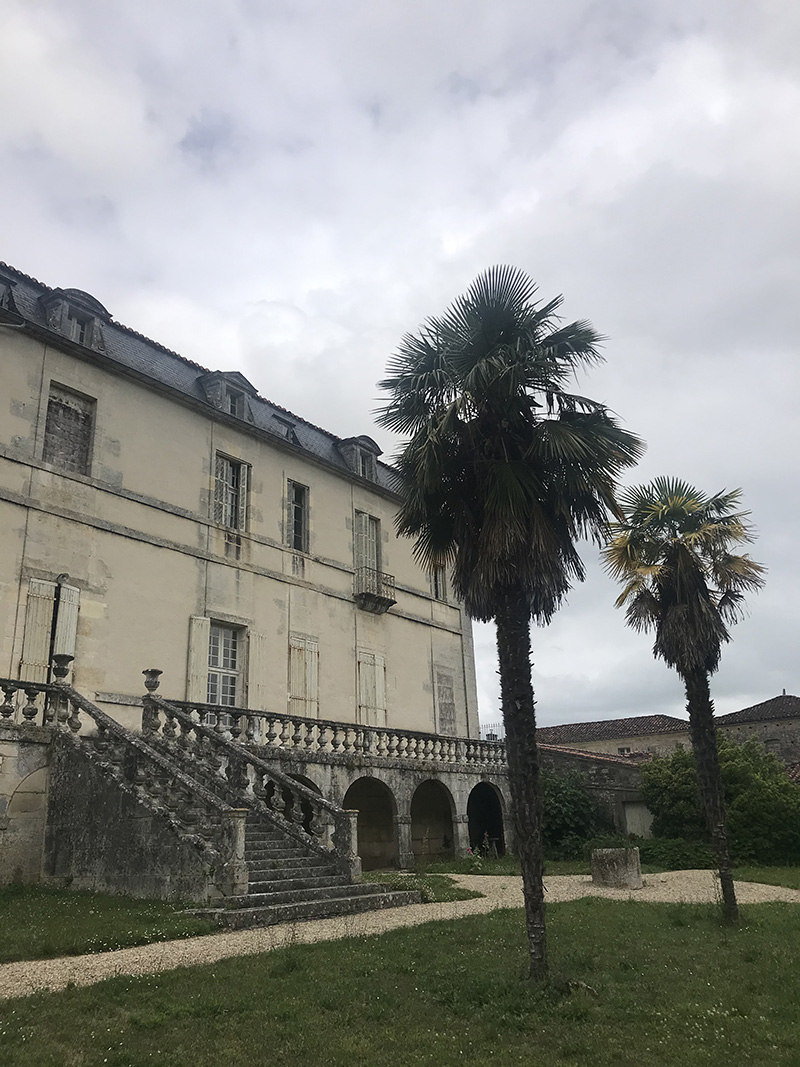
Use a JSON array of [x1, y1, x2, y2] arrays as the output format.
[[245, 850, 323, 866], [236, 882, 397, 908], [247, 863, 340, 881], [191, 889, 421, 929], [247, 874, 349, 895]]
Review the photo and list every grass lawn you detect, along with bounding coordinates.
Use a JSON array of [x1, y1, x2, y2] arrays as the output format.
[[0, 884, 218, 965], [2, 900, 800, 1065], [0, 874, 476, 965]]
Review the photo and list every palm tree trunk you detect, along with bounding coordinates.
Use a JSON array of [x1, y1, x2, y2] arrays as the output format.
[[682, 668, 738, 924], [495, 582, 547, 980]]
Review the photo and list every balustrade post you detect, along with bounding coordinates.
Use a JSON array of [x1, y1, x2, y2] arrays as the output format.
[[1, 682, 16, 721], [216, 808, 249, 897], [141, 668, 163, 735], [48, 654, 74, 726], [343, 809, 362, 881]]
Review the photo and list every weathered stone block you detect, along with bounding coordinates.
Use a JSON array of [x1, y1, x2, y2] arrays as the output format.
[[591, 847, 642, 889]]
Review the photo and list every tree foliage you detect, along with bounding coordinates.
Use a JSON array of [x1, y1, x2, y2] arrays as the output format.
[[641, 739, 800, 864], [541, 772, 614, 858]]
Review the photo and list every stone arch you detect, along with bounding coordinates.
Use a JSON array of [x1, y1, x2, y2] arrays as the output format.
[[284, 774, 323, 835], [410, 779, 455, 865], [342, 776, 398, 870], [467, 781, 505, 856]]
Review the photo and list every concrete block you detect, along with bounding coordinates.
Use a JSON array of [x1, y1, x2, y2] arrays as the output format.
[[591, 847, 642, 889]]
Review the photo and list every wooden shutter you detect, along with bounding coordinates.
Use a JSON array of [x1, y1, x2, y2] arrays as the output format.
[[374, 653, 386, 726], [305, 636, 319, 717], [247, 630, 269, 711], [186, 615, 211, 701], [354, 511, 368, 570], [237, 464, 248, 531], [289, 633, 306, 716], [53, 584, 80, 657], [19, 580, 56, 682], [213, 455, 227, 524], [367, 516, 379, 571], [436, 669, 457, 736]]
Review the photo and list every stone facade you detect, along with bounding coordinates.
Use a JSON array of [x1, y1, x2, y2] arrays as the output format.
[[0, 262, 652, 896]]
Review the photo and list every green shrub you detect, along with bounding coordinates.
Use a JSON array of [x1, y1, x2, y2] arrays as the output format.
[[583, 835, 715, 869], [541, 771, 614, 859], [640, 738, 800, 865]]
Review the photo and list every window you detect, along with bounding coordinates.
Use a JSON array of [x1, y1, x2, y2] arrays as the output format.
[[207, 624, 240, 707], [66, 312, 90, 345], [214, 454, 248, 530], [226, 389, 245, 418], [358, 449, 376, 481], [435, 669, 457, 736], [42, 384, 94, 475], [289, 634, 319, 717], [287, 480, 309, 553], [354, 511, 380, 573], [431, 564, 447, 602], [618, 747, 631, 756], [357, 650, 386, 727]]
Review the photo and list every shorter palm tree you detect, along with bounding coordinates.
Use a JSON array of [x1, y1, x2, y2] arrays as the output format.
[[602, 478, 765, 922]]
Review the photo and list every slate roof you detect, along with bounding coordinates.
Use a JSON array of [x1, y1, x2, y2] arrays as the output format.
[[715, 694, 800, 725], [537, 715, 688, 746], [0, 261, 398, 494]]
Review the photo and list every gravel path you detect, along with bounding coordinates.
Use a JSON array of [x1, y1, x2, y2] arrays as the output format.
[[3, 871, 799, 1001]]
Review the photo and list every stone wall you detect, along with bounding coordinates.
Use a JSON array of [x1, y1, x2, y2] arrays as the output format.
[[0, 723, 52, 884], [539, 747, 647, 835], [44, 733, 218, 901]]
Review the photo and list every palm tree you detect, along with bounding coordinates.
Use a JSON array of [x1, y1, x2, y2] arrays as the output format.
[[602, 478, 766, 923], [378, 266, 644, 979]]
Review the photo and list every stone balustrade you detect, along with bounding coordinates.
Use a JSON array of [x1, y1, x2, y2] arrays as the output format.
[[143, 680, 361, 879], [171, 701, 508, 772], [0, 663, 249, 895]]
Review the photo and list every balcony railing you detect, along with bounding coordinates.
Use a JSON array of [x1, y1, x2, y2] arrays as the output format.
[[353, 566, 396, 614]]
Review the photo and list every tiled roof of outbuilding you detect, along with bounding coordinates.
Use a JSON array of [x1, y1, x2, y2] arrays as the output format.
[[0, 261, 398, 493], [715, 694, 800, 725], [537, 715, 688, 745]]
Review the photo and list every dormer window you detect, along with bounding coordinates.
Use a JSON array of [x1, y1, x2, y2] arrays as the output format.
[[40, 288, 110, 353], [272, 415, 299, 444], [338, 435, 382, 482], [198, 370, 257, 422]]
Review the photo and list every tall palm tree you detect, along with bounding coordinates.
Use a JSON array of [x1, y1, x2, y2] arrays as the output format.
[[602, 478, 766, 923], [378, 266, 644, 979]]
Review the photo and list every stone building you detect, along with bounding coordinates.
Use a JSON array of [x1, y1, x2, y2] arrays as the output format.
[[538, 694, 800, 767], [0, 262, 650, 913]]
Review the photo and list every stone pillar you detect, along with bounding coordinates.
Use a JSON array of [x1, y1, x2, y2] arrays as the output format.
[[453, 813, 470, 858], [216, 808, 249, 897], [394, 814, 414, 870]]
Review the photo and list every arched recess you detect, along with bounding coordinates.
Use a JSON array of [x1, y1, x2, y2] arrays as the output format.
[[411, 779, 454, 865], [282, 774, 322, 835], [342, 777, 398, 870], [467, 782, 505, 855]]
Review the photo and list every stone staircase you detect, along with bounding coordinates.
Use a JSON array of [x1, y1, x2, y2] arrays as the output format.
[[190, 816, 419, 928], [1, 665, 422, 923]]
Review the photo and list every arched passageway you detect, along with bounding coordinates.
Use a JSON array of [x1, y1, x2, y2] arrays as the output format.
[[342, 777, 397, 870], [467, 782, 505, 855], [411, 780, 454, 865]]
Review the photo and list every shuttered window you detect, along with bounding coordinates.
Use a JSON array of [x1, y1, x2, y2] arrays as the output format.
[[357, 650, 386, 727], [214, 454, 248, 530], [288, 634, 319, 717], [19, 579, 80, 682]]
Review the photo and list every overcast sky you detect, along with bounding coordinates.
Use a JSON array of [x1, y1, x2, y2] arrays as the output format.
[[2, 0, 798, 728]]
